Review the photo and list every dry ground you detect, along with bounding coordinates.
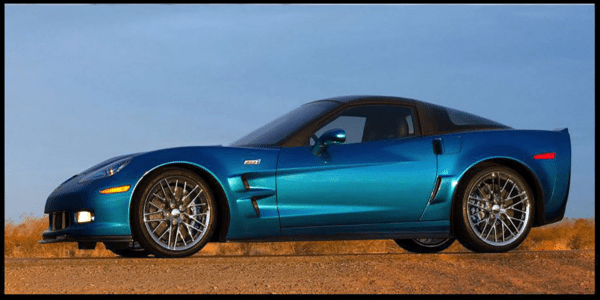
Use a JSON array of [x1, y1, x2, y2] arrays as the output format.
[[5, 250, 594, 294], [4, 217, 595, 294]]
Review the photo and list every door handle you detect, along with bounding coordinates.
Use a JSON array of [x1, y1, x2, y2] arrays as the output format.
[[433, 139, 443, 155]]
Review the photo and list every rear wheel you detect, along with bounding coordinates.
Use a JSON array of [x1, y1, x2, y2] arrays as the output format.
[[455, 165, 534, 253], [131, 168, 217, 258], [394, 238, 455, 253]]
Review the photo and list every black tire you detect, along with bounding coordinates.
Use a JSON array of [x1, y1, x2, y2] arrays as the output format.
[[394, 238, 455, 253], [455, 165, 534, 253], [105, 242, 151, 258], [131, 168, 217, 258], [108, 247, 152, 258]]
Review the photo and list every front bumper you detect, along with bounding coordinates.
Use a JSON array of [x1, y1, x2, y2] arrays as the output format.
[[40, 173, 135, 244], [39, 234, 133, 244]]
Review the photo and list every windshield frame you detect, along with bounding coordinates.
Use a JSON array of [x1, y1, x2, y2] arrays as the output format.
[[230, 100, 341, 147]]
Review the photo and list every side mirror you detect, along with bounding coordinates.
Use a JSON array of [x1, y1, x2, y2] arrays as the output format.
[[311, 129, 346, 156]]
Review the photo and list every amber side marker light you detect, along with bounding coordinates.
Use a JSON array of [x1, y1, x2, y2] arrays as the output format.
[[100, 185, 131, 194], [534, 152, 555, 160]]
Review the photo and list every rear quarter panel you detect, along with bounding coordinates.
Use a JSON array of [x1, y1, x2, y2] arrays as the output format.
[[420, 129, 571, 225]]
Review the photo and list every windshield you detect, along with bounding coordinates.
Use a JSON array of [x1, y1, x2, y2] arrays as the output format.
[[231, 101, 339, 147]]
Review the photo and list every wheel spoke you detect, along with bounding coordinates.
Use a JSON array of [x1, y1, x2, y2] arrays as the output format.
[[185, 212, 208, 217], [500, 218, 516, 238], [145, 218, 168, 224], [188, 214, 207, 226], [507, 183, 516, 198], [182, 185, 199, 200], [477, 186, 488, 198], [148, 201, 164, 210], [468, 201, 487, 210], [473, 218, 487, 227], [483, 183, 493, 194], [469, 195, 488, 202], [144, 209, 163, 216], [183, 222, 203, 233], [493, 223, 498, 242], [508, 197, 528, 209], [183, 222, 196, 242], [167, 223, 173, 249], [151, 221, 165, 234], [176, 225, 186, 247], [500, 176, 509, 193], [158, 225, 169, 241], [479, 220, 489, 239], [152, 193, 167, 203], [506, 192, 527, 201], [507, 215, 525, 223], [509, 207, 526, 214], [505, 214, 520, 231], [165, 179, 175, 196], [187, 189, 204, 207], [484, 222, 494, 240], [159, 181, 170, 202]]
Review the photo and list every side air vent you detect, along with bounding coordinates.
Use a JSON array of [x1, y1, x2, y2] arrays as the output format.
[[241, 174, 250, 190], [429, 177, 442, 203]]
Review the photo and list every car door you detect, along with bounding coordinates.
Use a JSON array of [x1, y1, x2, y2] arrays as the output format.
[[276, 104, 438, 228]]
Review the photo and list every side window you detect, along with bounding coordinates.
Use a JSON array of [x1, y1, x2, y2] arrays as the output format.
[[430, 105, 507, 133], [314, 116, 366, 144], [310, 105, 418, 145]]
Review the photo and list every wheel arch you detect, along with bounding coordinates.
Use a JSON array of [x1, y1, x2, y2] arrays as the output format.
[[129, 162, 231, 243], [449, 158, 546, 236]]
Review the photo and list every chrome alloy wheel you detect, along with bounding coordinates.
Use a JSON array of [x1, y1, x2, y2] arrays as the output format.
[[413, 238, 451, 248], [142, 176, 211, 251], [466, 171, 531, 247]]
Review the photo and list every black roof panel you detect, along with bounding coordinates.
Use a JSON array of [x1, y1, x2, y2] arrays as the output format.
[[308, 95, 428, 107]]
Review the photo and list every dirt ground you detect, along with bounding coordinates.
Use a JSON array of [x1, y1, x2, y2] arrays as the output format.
[[4, 249, 594, 294]]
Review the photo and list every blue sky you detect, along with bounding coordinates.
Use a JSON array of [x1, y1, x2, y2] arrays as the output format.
[[5, 4, 594, 222]]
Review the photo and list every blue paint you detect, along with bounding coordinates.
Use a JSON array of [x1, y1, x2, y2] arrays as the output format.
[[41, 100, 571, 247]]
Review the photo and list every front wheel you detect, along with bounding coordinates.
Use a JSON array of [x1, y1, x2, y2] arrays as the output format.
[[131, 168, 217, 258], [455, 165, 534, 253], [395, 238, 455, 253]]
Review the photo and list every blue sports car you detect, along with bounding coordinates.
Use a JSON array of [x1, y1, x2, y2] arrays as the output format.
[[41, 95, 571, 258]]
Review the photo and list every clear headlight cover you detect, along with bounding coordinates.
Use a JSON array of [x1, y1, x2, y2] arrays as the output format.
[[78, 157, 132, 183]]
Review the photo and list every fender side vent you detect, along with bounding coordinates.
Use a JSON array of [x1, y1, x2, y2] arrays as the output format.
[[251, 197, 260, 217], [429, 177, 442, 203], [241, 174, 250, 190]]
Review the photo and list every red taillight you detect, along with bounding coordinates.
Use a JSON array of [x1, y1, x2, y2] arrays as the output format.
[[534, 152, 555, 160]]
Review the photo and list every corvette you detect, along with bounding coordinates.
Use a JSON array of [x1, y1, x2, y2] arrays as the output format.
[[41, 95, 571, 258]]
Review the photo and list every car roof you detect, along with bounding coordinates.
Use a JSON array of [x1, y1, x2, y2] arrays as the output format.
[[308, 95, 428, 107]]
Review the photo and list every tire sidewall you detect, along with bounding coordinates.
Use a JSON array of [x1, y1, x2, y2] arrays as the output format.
[[395, 238, 455, 254], [131, 168, 217, 258]]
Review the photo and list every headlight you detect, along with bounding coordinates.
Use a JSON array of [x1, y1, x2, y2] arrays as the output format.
[[78, 157, 132, 183]]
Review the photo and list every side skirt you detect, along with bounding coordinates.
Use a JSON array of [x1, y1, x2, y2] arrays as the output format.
[[230, 220, 450, 242]]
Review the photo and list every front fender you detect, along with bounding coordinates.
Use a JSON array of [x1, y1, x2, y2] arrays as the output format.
[[124, 146, 282, 240]]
